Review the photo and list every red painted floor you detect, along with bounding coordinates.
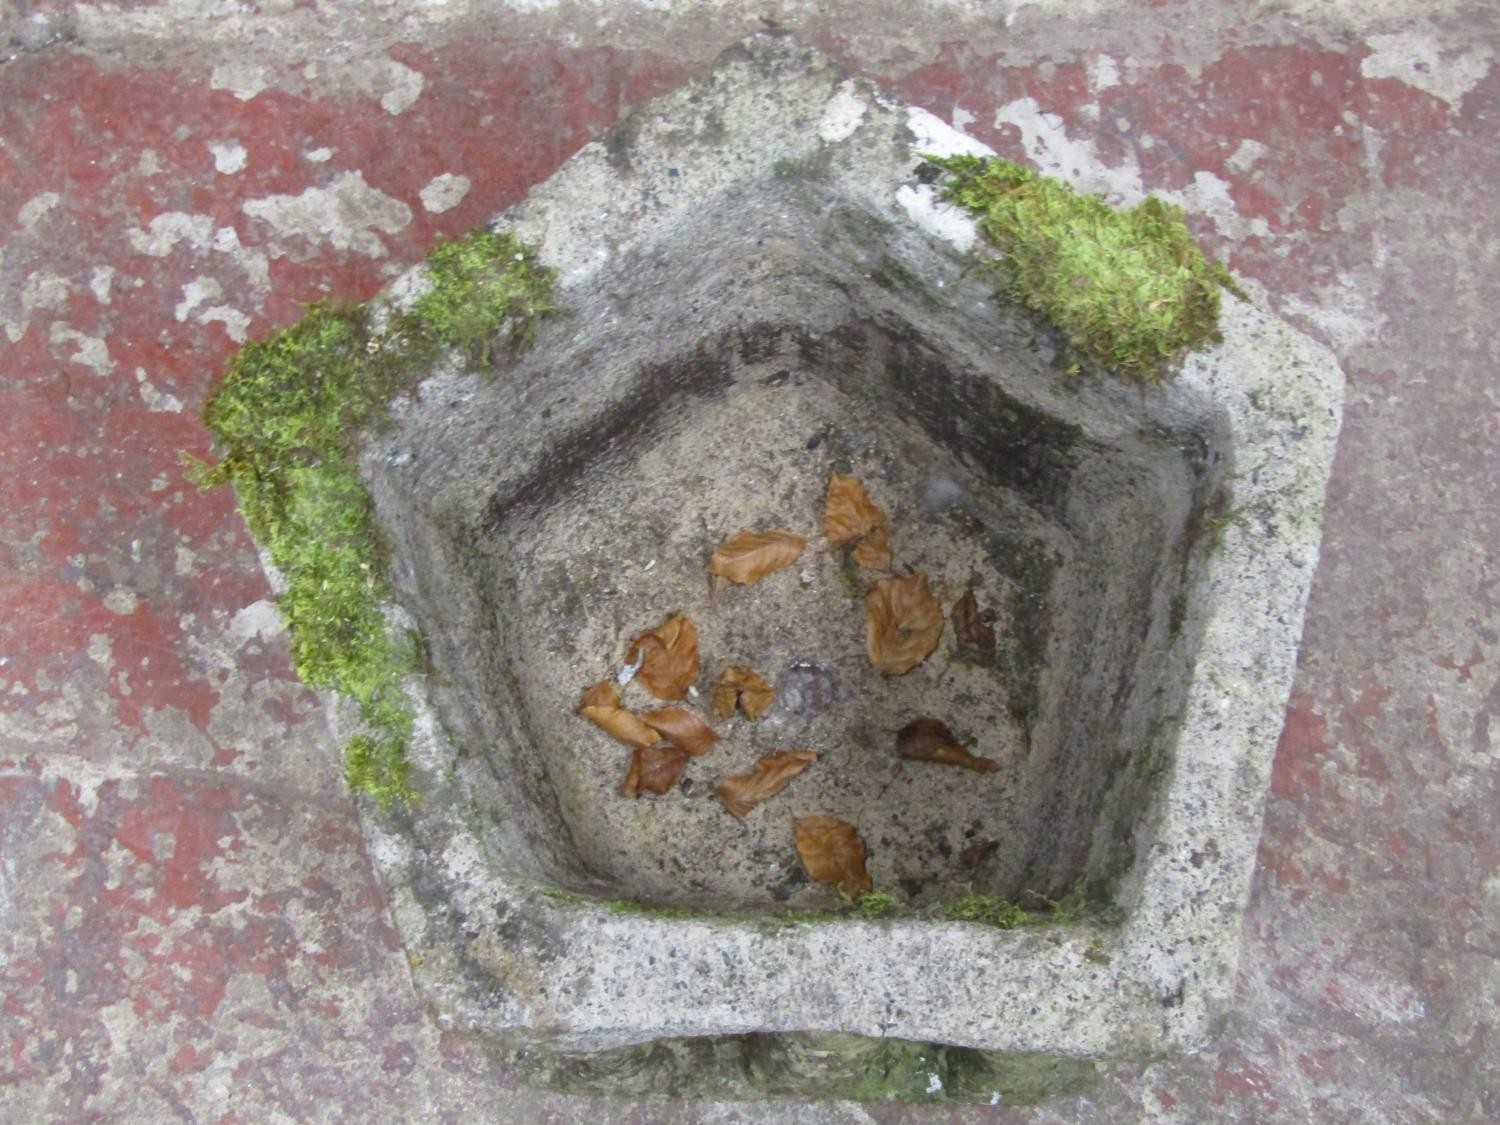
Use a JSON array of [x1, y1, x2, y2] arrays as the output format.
[[2, 3, 1498, 1120]]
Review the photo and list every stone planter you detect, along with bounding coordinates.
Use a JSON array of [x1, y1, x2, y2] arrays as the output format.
[[341, 34, 1341, 1098]]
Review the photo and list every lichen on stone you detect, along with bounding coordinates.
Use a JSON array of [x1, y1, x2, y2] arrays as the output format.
[[923, 154, 1246, 384], [187, 229, 555, 805]]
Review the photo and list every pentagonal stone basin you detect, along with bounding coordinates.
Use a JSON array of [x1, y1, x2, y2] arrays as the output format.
[[350, 35, 1341, 1069]]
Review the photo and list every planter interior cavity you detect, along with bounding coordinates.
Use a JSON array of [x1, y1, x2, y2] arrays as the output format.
[[339, 34, 1341, 1091]]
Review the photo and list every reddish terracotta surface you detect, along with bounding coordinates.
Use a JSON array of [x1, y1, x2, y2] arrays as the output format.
[[3, 3, 1498, 1119]]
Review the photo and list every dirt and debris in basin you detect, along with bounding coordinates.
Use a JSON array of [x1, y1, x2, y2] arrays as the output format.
[[493, 366, 1063, 909]]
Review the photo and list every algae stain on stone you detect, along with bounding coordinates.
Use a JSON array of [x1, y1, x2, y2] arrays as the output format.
[[186, 229, 555, 805], [514, 1031, 1098, 1106]]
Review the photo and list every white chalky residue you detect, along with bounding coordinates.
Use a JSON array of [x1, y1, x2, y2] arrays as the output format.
[[129, 211, 215, 257], [1281, 279, 1389, 356], [419, 173, 472, 214], [231, 599, 285, 644], [90, 265, 116, 304], [895, 184, 977, 253], [242, 171, 412, 257], [103, 589, 139, 615], [18, 191, 61, 231], [1226, 138, 1269, 176], [378, 60, 426, 115], [994, 96, 1145, 201], [993, 96, 1270, 239], [305, 147, 335, 163], [6, 270, 71, 342], [210, 141, 248, 174], [211, 226, 270, 292], [87, 634, 114, 668], [137, 368, 184, 413], [1089, 54, 1120, 91], [209, 62, 268, 101], [817, 81, 868, 143], [905, 106, 993, 159], [49, 323, 114, 376], [201, 306, 251, 343], [175, 276, 223, 322], [1361, 31, 1492, 108], [1162, 169, 1272, 241], [139, 382, 184, 412], [951, 106, 976, 130]]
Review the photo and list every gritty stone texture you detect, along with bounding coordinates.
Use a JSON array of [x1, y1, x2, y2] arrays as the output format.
[[346, 35, 1341, 1059], [2, 0, 1498, 1119]]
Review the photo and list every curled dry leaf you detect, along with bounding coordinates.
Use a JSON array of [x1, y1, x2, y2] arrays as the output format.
[[578, 680, 661, 749], [825, 473, 891, 572], [626, 614, 700, 700], [713, 665, 776, 720], [896, 717, 1000, 773], [707, 529, 807, 585], [951, 587, 996, 662], [715, 749, 818, 817], [850, 522, 891, 572], [866, 574, 944, 675], [794, 815, 873, 897], [824, 473, 885, 546], [620, 743, 691, 798], [640, 707, 720, 756]]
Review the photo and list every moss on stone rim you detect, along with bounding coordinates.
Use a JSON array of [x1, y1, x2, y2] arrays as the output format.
[[542, 880, 1118, 931], [187, 230, 555, 806], [923, 154, 1246, 384], [508, 1030, 1099, 1105]]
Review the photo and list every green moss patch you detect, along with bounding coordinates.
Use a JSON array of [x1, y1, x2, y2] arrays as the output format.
[[188, 230, 555, 805], [923, 154, 1245, 384]]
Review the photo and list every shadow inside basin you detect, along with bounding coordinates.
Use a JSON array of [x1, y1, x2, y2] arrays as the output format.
[[369, 184, 1228, 915]]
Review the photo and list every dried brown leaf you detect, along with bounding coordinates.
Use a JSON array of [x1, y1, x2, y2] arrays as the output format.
[[707, 529, 807, 585], [715, 750, 818, 817], [850, 522, 891, 572], [578, 680, 661, 749], [640, 708, 720, 756], [620, 743, 690, 798], [626, 614, 701, 700], [824, 473, 886, 547], [895, 717, 1000, 772], [951, 587, 996, 662], [793, 815, 873, 896], [712, 665, 776, 721], [865, 574, 943, 675], [960, 839, 1000, 869], [580, 680, 621, 709]]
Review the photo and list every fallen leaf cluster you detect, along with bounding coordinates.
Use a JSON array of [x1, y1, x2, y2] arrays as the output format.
[[580, 613, 808, 810], [575, 471, 1010, 905], [824, 473, 891, 572]]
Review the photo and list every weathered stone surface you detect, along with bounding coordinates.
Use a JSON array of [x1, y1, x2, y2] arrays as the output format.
[[348, 35, 1341, 1059]]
